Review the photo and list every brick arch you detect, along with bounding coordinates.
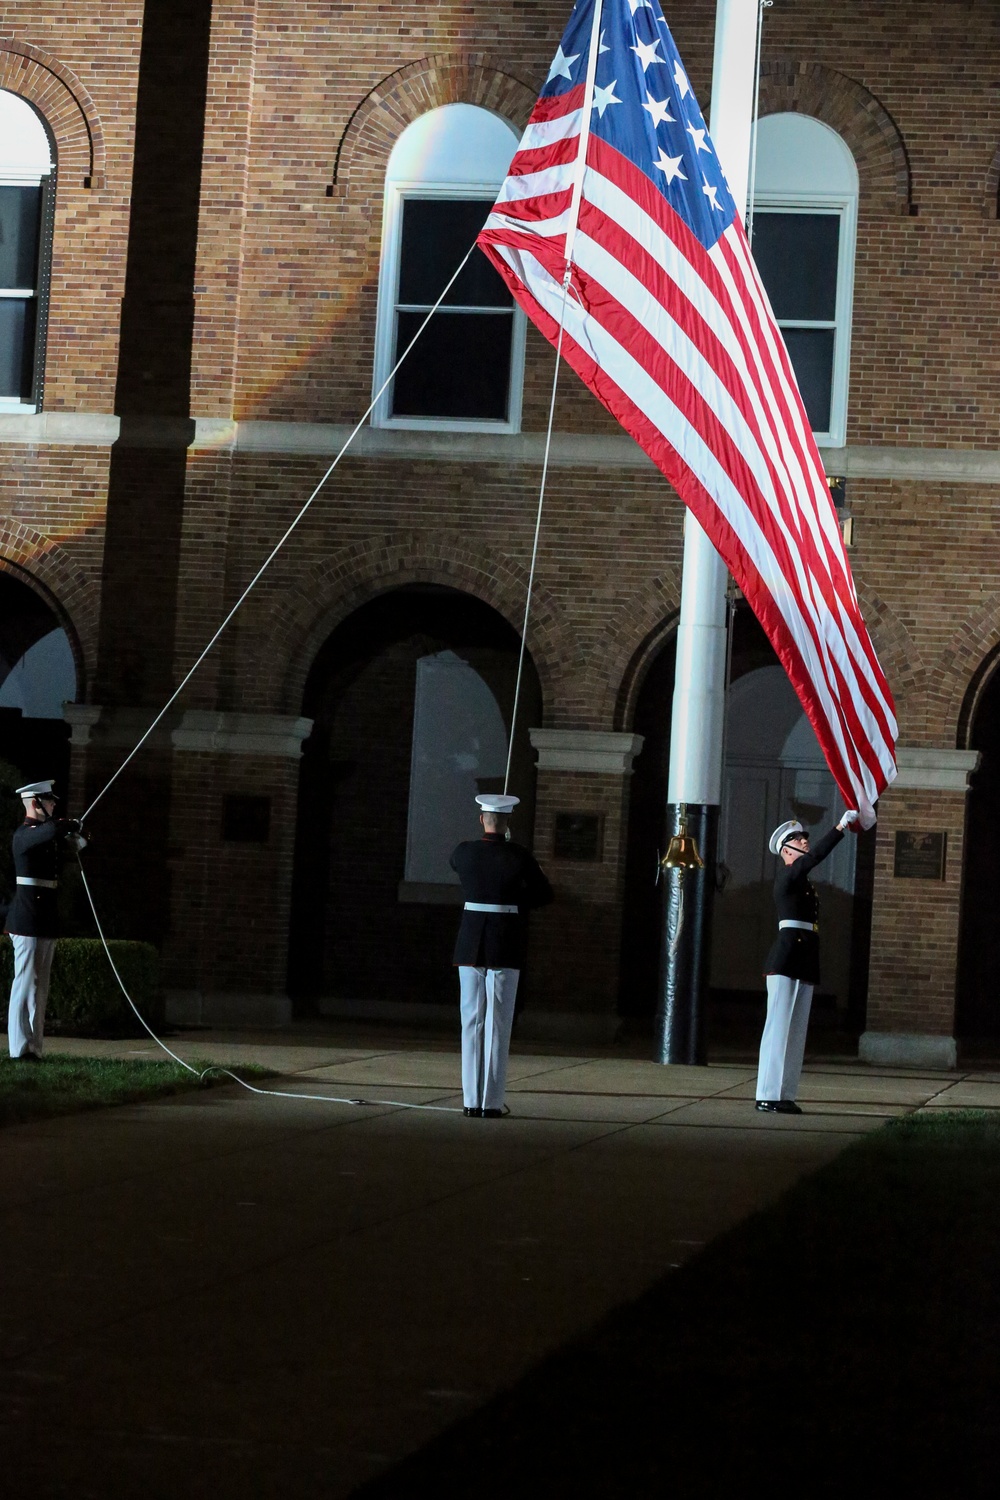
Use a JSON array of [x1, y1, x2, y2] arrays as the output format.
[[756, 60, 911, 215], [600, 569, 683, 732], [0, 40, 105, 188], [929, 595, 1000, 748], [853, 581, 925, 725], [250, 532, 579, 717], [0, 523, 100, 701], [328, 53, 537, 196], [604, 574, 920, 738]]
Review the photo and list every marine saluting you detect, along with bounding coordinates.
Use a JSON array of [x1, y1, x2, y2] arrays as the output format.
[[5, 780, 88, 1062], [450, 793, 553, 1118]]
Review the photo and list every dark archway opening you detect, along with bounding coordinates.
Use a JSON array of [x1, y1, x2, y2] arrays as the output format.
[[288, 585, 542, 1014], [619, 605, 873, 1048], [0, 570, 74, 787], [958, 655, 1000, 1045]]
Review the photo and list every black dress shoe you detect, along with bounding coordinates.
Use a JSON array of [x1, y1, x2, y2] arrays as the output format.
[[482, 1108, 504, 1118], [463, 1106, 483, 1117], [755, 1100, 780, 1112], [775, 1100, 803, 1114]]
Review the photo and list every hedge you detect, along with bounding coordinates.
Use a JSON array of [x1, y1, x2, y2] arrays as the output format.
[[1, 938, 163, 1037]]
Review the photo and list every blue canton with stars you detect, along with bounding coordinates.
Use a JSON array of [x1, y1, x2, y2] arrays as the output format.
[[541, 0, 736, 250]]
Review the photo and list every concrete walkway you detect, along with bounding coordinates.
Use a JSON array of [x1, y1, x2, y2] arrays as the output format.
[[2, 1027, 997, 1498]]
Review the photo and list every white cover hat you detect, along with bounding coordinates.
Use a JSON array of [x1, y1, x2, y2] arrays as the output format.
[[476, 794, 520, 814], [769, 819, 804, 856], [16, 780, 57, 799]]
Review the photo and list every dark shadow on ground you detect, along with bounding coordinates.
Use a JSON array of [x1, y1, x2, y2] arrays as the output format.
[[352, 1112, 1000, 1498]]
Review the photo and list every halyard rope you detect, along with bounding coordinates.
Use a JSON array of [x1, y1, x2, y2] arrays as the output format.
[[81, 240, 479, 826]]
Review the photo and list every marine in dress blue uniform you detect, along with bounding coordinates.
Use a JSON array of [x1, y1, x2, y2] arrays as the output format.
[[5, 780, 87, 1060], [450, 794, 553, 1116], [755, 810, 859, 1113]]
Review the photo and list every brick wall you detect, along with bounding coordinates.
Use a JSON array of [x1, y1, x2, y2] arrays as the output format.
[[867, 788, 967, 1037], [2, 1, 1000, 1029]]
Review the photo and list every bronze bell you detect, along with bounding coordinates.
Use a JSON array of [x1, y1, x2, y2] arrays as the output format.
[[661, 817, 704, 872]]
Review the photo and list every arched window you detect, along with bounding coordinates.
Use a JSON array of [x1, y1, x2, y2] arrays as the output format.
[[751, 114, 859, 447], [0, 90, 56, 413], [372, 103, 525, 433]]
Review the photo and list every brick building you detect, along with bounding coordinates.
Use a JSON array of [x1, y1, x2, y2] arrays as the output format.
[[1, 0, 998, 1064]]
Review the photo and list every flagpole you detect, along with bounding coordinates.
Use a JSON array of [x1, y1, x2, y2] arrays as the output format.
[[656, 0, 761, 1065]]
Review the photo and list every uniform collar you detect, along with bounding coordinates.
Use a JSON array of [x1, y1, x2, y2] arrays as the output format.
[[481, 833, 504, 842]]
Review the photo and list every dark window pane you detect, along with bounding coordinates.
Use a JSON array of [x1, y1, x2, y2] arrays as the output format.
[[392, 310, 512, 420], [782, 327, 834, 432], [0, 185, 42, 289], [752, 212, 839, 322], [0, 297, 37, 398], [399, 199, 511, 308]]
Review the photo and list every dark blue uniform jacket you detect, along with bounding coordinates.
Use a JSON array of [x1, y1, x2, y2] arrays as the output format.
[[450, 834, 553, 969], [5, 818, 69, 938], [763, 825, 844, 984]]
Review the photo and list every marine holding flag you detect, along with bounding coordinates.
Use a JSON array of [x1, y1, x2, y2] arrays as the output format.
[[477, 0, 897, 820]]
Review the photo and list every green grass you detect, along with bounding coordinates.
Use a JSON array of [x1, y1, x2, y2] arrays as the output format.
[[355, 1110, 1000, 1499], [0, 1054, 269, 1128]]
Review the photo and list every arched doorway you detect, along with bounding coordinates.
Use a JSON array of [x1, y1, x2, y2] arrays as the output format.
[[957, 654, 1000, 1042], [620, 605, 872, 1040], [0, 569, 76, 785], [288, 585, 541, 1012]]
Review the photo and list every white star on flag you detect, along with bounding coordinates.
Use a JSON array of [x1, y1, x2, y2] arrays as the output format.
[[642, 91, 675, 127], [476, 0, 898, 827], [546, 44, 579, 83], [631, 36, 664, 72], [653, 147, 687, 182], [592, 79, 623, 117], [599, 29, 610, 54]]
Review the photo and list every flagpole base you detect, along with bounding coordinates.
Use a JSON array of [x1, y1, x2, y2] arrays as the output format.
[[655, 803, 719, 1066]]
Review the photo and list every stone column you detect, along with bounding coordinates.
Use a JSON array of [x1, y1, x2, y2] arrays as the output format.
[[860, 746, 979, 1069], [524, 729, 644, 1042]]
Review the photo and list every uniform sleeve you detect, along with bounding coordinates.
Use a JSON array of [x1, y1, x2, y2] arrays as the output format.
[[522, 856, 554, 910], [17, 822, 59, 852], [791, 826, 844, 881]]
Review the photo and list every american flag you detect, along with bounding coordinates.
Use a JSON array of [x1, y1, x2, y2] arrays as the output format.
[[477, 0, 896, 826]]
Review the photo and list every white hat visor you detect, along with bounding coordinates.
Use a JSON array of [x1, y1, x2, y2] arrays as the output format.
[[769, 819, 804, 856], [476, 794, 520, 814], [16, 780, 57, 799]]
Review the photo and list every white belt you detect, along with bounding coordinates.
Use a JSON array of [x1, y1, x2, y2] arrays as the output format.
[[16, 877, 58, 889], [779, 919, 817, 932], [464, 902, 519, 914]]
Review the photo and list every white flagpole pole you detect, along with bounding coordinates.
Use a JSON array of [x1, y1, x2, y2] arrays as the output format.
[[658, 0, 761, 1065]]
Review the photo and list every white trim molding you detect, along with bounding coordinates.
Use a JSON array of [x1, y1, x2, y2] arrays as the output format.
[[530, 729, 645, 775], [859, 1031, 957, 1070], [892, 747, 980, 792], [172, 712, 313, 758], [63, 703, 102, 746]]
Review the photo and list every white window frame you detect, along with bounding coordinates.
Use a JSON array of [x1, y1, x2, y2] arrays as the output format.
[[372, 179, 527, 435], [0, 97, 56, 416], [752, 185, 857, 450]]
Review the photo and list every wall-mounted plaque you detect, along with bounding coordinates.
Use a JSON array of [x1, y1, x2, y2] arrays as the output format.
[[893, 830, 946, 881], [553, 812, 603, 862]]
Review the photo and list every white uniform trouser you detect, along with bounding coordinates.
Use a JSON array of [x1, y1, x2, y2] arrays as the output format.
[[459, 966, 519, 1111], [8, 935, 56, 1059], [756, 973, 814, 1102]]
